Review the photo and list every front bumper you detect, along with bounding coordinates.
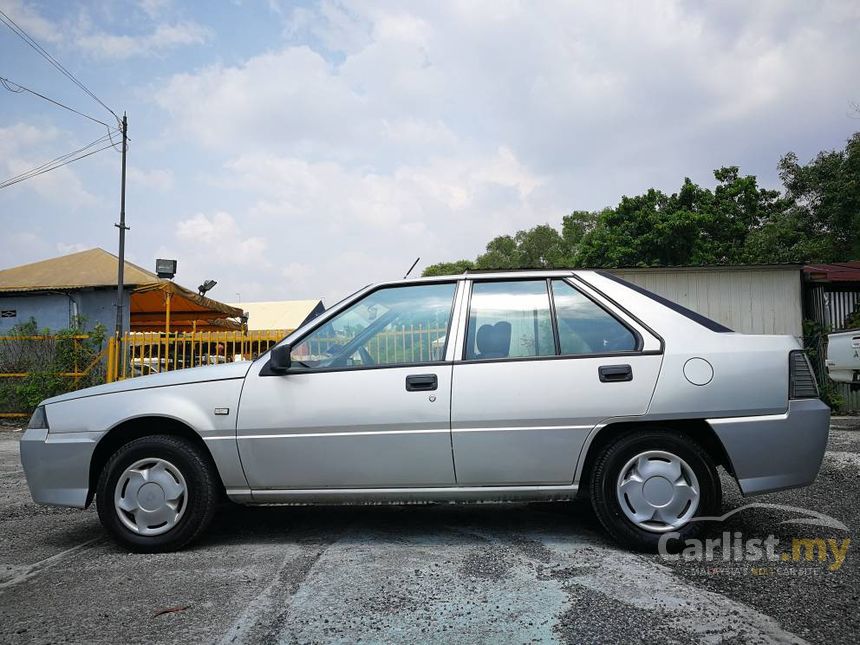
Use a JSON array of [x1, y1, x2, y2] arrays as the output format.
[[20, 428, 102, 508], [708, 398, 830, 496]]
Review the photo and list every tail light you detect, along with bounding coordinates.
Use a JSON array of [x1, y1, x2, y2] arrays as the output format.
[[789, 350, 819, 399]]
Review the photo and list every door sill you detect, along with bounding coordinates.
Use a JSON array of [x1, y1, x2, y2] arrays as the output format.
[[227, 484, 579, 505]]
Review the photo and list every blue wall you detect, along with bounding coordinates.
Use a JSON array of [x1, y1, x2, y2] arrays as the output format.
[[0, 288, 131, 333]]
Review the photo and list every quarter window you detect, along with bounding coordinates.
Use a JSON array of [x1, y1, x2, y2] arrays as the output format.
[[465, 281, 555, 360], [290, 283, 456, 369], [552, 280, 637, 354]]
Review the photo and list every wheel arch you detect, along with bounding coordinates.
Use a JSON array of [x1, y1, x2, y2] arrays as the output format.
[[575, 418, 734, 497], [86, 416, 225, 507]]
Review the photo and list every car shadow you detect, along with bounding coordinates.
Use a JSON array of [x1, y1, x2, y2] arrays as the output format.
[[194, 498, 607, 550]]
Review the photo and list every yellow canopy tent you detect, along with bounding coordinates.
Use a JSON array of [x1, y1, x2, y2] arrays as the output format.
[[130, 281, 244, 332]]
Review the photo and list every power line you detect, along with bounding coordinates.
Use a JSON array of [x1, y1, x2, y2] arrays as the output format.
[[0, 142, 116, 190], [0, 133, 115, 189], [9, 132, 115, 177], [0, 8, 120, 125], [0, 133, 118, 190], [0, 75, 117, 131]]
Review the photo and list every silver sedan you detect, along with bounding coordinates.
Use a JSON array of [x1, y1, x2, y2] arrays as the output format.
[[20, 270, 830, 551]]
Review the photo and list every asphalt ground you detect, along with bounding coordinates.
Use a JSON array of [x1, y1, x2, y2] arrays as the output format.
[[1, 418, 858, 644]]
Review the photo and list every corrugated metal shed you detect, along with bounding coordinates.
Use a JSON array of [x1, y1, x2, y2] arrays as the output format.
[[609, 265, 803, 336]]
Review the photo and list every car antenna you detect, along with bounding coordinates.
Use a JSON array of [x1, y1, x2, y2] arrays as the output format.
[[403, 256, 420, 279]]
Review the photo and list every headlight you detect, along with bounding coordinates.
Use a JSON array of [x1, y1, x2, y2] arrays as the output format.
[[27, 406, 49, 430]]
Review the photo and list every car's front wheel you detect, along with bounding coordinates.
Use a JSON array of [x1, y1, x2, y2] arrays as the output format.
[[96, 435, 219, 552], [590, 430, 722, 550]]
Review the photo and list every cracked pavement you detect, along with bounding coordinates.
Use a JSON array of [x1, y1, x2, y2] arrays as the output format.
[[1, 419, 858, 644]]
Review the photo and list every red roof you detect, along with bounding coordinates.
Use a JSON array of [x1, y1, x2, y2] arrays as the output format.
[[803, 261, 860, 282]]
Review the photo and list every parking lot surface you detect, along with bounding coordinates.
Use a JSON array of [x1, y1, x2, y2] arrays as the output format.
[[1, 419, 858, 644]]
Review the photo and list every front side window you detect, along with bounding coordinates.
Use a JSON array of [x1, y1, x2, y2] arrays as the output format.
[[465, 281, 555, 360], [552, 280, 637, 354], [290, 283, 456, 369]]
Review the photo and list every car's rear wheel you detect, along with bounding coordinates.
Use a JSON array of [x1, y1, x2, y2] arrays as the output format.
[[590, 430, 721, 550], [96, 435, 219, 552]]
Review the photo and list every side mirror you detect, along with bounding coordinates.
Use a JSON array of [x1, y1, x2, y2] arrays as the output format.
[[269, 344, 292, 373]]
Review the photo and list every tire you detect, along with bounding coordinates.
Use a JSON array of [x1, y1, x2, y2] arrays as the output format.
[[96, 435, 219, 553], [590, 430, 721, 551]]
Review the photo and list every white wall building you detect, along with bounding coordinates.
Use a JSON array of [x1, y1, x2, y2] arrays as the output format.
[[609, 265, 803, 337]]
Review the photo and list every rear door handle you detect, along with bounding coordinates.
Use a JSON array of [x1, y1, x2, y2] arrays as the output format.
[[598, 364, 633, 383], [406, 374, 438, 391]]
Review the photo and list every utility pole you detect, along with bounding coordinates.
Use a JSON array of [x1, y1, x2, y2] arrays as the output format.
[[114, 113, 129, 338]]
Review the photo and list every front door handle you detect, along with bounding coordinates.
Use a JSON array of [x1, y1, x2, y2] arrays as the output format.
[[406, 374, 437, 391], [598, 364, 633, 383]]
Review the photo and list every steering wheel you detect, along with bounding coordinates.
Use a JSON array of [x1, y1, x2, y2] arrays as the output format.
[[358, 346, 376, 367]]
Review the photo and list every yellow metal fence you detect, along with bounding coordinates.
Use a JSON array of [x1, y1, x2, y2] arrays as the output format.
[[107, 330, 287, 382]]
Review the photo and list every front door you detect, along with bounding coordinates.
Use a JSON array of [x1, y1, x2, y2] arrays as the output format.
[[451, 278, 662, 486], [236, 282, 458, 490]]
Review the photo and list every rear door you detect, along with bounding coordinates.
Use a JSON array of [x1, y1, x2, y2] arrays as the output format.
[[450, 277, 662, 486]]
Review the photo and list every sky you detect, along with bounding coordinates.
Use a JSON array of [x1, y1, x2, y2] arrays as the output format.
[[0, 0, 858, 306]]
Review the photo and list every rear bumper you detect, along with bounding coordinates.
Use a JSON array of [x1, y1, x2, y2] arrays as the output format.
[[708, 399, 830, 496], [19, 428, 101, 508]]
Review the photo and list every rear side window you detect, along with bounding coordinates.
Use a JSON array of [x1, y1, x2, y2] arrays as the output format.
[[552, 280, 637, 354], [465, 281, 555, 360], [596, 270, 733, 333]]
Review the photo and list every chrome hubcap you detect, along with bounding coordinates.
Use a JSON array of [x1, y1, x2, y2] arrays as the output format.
[[616, 450, 700, 532], [114, 458, 187, 536]]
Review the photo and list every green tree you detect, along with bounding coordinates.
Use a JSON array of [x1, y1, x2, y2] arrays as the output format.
[[513, 225, 568, 268], [0, 317, 106, 413], [561, 210, 598, 255], [473, 225, 568, 270], [575, 169, 788, 267], [474, 235, 520, 270], [422, 259, 475, 276], [745, 133, 860, 262], [575, 188, 702, 267]]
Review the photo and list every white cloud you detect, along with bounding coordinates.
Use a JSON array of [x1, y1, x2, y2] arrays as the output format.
[[0, 0, 205, 59], [157, 2, 860, 175], [149, 0, 860, 300], [157, 47, 367, 153], [280, 261, 316, 294], [150, 211, 273, 301], [0, 233, 51, 268], [76, 20, 211, 59], [138, 0, 170, 19], [175, 211, 267, 266], [127, 166, 174, 191], [0, 0, 62, 42], [183, 147, 550, 302], [0, 123, 59, 154], [6, 1, 857, 303], [284, 1, 372, 54], [0, 123, 99, 208], [56, 241, 93, 255]]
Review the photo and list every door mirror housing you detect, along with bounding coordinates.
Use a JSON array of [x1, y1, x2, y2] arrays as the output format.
[[269, 344, 292, 373]]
